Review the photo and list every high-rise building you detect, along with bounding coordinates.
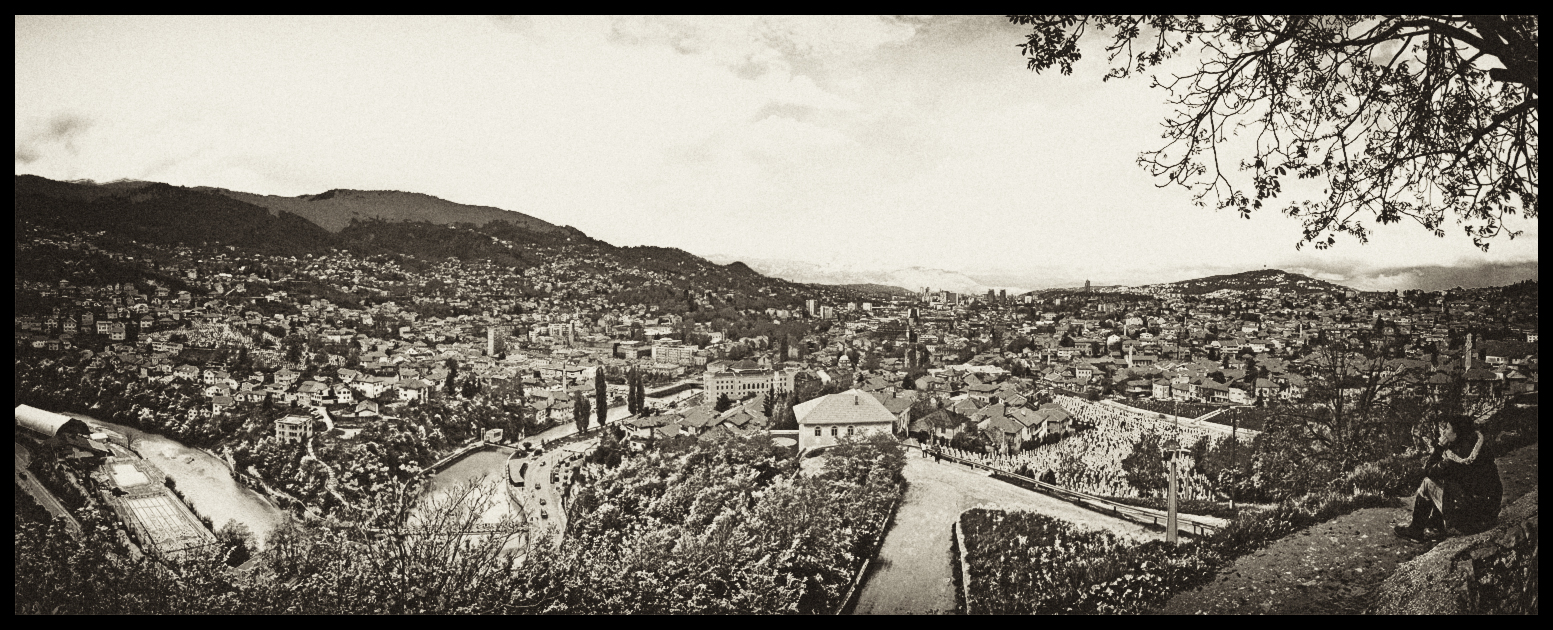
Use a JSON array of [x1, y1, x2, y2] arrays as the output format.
[[1084, 279, 1091, 292]]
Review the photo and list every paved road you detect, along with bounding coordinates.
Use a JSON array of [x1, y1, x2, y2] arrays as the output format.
[[524, 404, 632, 445], [850, 456, 1161, 615], [15, 442, 83, 534], [514, 435, 598, 547]]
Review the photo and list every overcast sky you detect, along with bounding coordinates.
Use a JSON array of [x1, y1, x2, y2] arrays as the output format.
[[16, 15, 1538, 291]]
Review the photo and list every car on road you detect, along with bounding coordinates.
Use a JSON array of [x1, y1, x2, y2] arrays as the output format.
[[538, 497, 546, 506], [540, 509, 548, 519]]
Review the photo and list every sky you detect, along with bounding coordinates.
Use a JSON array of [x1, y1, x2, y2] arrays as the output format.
[[15, 15, 1538, 292]]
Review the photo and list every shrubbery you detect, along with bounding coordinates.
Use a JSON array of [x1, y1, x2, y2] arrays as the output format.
[[14, 432, 907, 614], [1098, 496, 1242, 520], [961, 490, 1400, 614]]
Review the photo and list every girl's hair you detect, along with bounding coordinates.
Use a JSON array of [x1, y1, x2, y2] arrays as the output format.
[[1444, 414, 1477, 438]]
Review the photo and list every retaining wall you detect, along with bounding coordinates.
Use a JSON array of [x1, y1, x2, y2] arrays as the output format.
[[834, 486, 904, 615]]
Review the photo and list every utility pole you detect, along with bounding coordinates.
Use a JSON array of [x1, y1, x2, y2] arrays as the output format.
[[1167, 446, 1179, 545], [1166, 403, 1180, 545], [1229, 415, 1238, 511]]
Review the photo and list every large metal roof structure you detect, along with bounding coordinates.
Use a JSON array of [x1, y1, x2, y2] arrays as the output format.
[[15, 404, 90, 438]]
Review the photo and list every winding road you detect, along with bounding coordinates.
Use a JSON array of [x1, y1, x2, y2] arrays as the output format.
[[850, 455, 1163, 615]]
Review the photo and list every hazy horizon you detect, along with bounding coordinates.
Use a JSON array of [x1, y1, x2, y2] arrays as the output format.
[[17, 16, 1537, 293]]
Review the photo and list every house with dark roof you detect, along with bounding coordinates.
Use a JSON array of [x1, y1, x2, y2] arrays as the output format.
[[871, 391, 917, 432], [910, 408, 968, 442]]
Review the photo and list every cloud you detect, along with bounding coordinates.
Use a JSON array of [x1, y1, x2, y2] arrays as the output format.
[[488, 15, 533, 34], [609, 15, 919, 77], [16, 112, 92, 164], [1272, 257, 1539, 292]]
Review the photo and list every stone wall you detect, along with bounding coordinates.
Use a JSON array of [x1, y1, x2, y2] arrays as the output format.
[[1368, 487, 1538, 614]]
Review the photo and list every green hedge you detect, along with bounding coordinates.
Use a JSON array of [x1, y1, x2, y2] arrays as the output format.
[[961, 491, 1399, 614]]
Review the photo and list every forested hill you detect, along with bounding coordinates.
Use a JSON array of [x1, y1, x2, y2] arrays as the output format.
[[836, 283, 919, 298], [15, 175, 336, 256], [14, 174, 847, 308], [1138, 269, 1352, 295], [207, 186, 558, 233]]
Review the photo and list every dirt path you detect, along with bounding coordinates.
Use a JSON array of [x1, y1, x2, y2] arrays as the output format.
[[850, 455, 1161, 615], [1156, 442, 1537, 615]]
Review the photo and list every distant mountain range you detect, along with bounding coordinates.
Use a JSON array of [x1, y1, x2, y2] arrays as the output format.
[[204, 187, 558, 234], [1138, 268, 1352, 295], [832, 284, 919, 298], [700, 256, 1028, 296], [13, 175, 834, 307], [25, 175, 1501, 301]]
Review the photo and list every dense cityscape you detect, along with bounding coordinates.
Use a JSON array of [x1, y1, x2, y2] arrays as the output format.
[[17, 14, 1537, 616]]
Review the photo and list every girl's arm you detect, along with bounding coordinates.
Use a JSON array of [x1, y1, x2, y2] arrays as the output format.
[[1442, 431, 1485, 466]]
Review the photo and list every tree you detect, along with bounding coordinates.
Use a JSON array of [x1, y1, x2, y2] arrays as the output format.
[[634, 371, 645, 414], [714, 393, 733, 413], [772, 392, 797, 430], [595, 370, 608, 427], [1009, 15, 1538, 251], [624, 370, 636, 415], [214, 519, 255, 567], [1122, 432, 1168, 495], [574, 392, 591, 434]]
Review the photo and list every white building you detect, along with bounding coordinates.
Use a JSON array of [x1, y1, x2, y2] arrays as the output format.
[[794, 389, 897, 451], [275, 414, 313, 444], [704, 360, 798, 399]]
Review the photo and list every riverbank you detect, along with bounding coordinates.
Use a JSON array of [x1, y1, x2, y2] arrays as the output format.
[[66, 412, 291, 548]]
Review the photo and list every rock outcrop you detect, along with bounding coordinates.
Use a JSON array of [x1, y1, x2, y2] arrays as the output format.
[[1368, 488, 1538, 614]]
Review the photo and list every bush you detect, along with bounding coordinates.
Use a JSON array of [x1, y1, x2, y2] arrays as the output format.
[[1100, 496, 1242, 520], [1328, 452, 1427, 497], [961, 489, 1401, 614]]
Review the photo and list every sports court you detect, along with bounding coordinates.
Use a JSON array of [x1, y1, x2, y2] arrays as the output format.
[[111, 462, 152, 487], [124, 494, 210, 551]]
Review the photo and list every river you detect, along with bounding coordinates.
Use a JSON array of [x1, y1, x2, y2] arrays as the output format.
[[421, 447, 515, 524], [66, 413, 289, 549], [421, 446, 527, 555], [67, 413, 520, 551]]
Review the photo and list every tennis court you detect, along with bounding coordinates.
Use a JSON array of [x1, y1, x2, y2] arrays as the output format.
[[125, 495, 209, 550]]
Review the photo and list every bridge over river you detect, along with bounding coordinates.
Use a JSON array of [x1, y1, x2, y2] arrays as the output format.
[[367, 522, 522, 537]]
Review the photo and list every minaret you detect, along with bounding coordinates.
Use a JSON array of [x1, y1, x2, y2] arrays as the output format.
[[1127, 344, 1134, 369], [1464, 333, 1473, 371]]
